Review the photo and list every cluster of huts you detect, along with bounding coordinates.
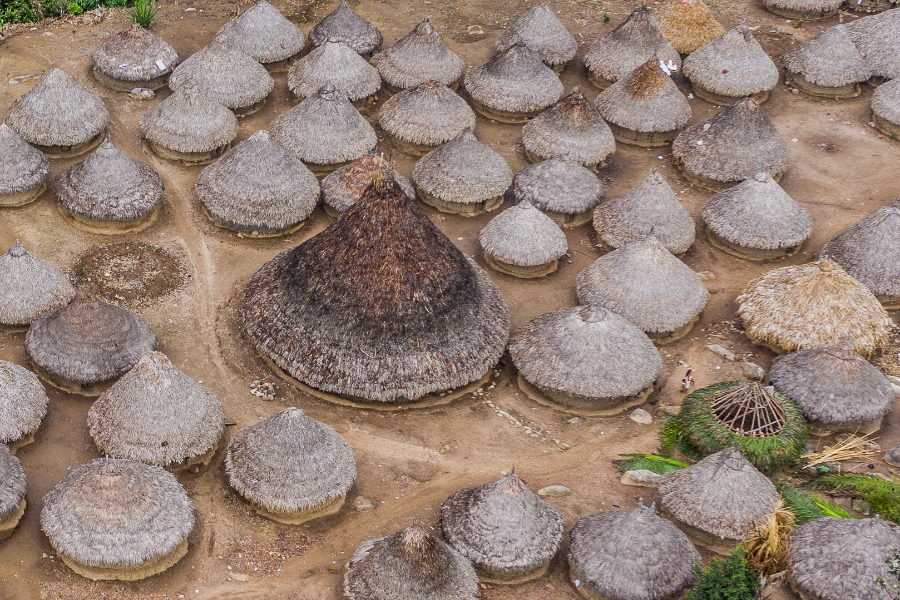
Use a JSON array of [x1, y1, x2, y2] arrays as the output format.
[[2, 0, 900, 597]]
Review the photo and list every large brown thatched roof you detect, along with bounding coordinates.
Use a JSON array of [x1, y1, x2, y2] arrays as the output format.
[[659, 446, 779, 540], [309, 1, 382, 55], [92, 25, 180, 83], [576, 237, 709, 335], [736, 260, 894, 358], [594, 58, 691, 133], [783, 26, 871, 88], [0, 444, 26, 522], [168, 42, 274, 111], [872, 78, 900, 127], [652, 0, 726, 54], [479, 201, 568, 267], [4, 68, 109, 148], [569, 502, 700, 600], [212, 0, 305, 64], [0, 360, 48, 446], [0, 123, 49, 196], [241, 171, 509, 403], [682, 25, 779, 98], [585, 8, 681, 85], [140, 88, 238, 154], [25, 297, 157, 386], [495, 4, 577, 67], [512, 155, 605, 216], [226, 408, 356, 516], [287, 40, 380, 101], [344, 525, 479, 600], [320, 153, 415, 214], [40, 458, 194, 570], [846, 8, 900, 80], [379, 81, 475, 148], [372, 19, 465, 90], [0, 241, 75, 326], [463, 44, 564, 116]]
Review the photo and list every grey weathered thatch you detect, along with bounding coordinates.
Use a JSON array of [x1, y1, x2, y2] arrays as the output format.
[[309, 1, 382, 56], [672, 97, 791, 191], [0, 123, 49, 206], [593, 171, 696, 255], [0, 360, 48, 452], [412, 129, 512, 216], [763, 0, 844, 19], [92, 25, 180, 90], [87, 351, 225, 470], [226, 407, 356, 524], [212, 0, 305, 67], [372, 19, 465, 90], [320, 153, 415, 216], [40, 458, 194, 581], [495, 4, 577, 68], [287, 40, 380, 101], [379, 81, 475, 153], [576, 237, 708, 341], [652, 0, 726, 55], [140, 88, 238, 164], [872, 78, 900, 137], [344, 525, 480, 600], [512, 155, 606, 227], [4, 68, 109, 156], [569, 502, 700, 600], [701, 172, 813, 260], [783, 26, 871, 98], [463, 43, 564, 122], [521, 89, 616, 169], [479, 200, 568, 278], [0, 241, 75, 327], [846, 8, 900, 81], [196, 130, 320, 236], [440, 473, 563, 584], [0, 444, 26, 541]]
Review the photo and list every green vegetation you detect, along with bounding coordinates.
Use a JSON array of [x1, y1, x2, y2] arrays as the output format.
[[813, 474, 900, 523], [127, 0, 156, 28], [0, 0, 129, 26], [876, 549, 900, 600], [776, 484, 851, 524], [686, 551, 761, 600], [614, 453, 689, 475]]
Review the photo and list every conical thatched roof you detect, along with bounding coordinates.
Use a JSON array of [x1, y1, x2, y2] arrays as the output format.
[[344, 525, 480, 600], [40, 458, 194, 574], [0, 123, 49, 199], [379, 81, 475, 148], [768, 341, 895, 426], [440, 473, 563, 580], [513, 155, 606, 217], [241, 172, 509, 403], [55, 139, 164, 223], [196, 130, 319, 235], [0, 241, 75, 327], [212, 0, 305, 64], [763, 0, 843, 19], [659, 447, 779, 540], [873, 78, 900, 130], [269, 82, 377, 168], [783, 26, 871, 89], [593, 171, 696, 255], [736, 259, 894, 358], [0, 444, 26, 523], [372, 19, 465, 90], [168, 42, 274, 112], [576, 237, 708, 335], [140, 88, 238, 155], [25, 297, 157, 387], [309, 1, 382, 55], [87, 351, 225, 468], [495, 4, 577, 67], [4, 68, 109, 149], [652, 0, 726, 55], [672, 97, 791, 188], [0, 360, 48, 446], [682, 25, 779, 100], [288, 40, 380, 101], [846, 7, 900, 80], [569, 502, 700, 600], [91, 25, 180, 86], [521, 89, 616, 168], [584, 8, 681, 86], [479, 200, 568, 267], [320, 153, 415, 214]]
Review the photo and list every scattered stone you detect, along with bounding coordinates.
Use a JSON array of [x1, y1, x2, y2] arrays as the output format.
[[659, 404, 680, 416], [629, 408, 652, 425], [791, 88, 799, 95], [885, 445, 900, 467], [885, 375, 900, 396], [564, 416, 583, 425], [740, 361, 765, 381], [230, 573, 251, 582], [537, 485, 570, 497], [354, 497, 375, 512], [8, 74, 40, 85], [184, 6, 196, 10], [706, 344, 735, 361], [249, 380, 276, 400], [697, 271, 716, 281], [129, 87, 155, 99], [439, 444, 451, 454], [620, 469, 662, 488]]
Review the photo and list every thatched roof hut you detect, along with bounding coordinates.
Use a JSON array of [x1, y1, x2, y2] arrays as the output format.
[[495, 4, 577, 70], [226, 407, 356, 524], [379, 81, 476, 154], [512, 155, 605, 228], [4, 68, 109, 157], [576, 237, 708, 342], [24, 297, 157, 396], [344, 525, 480, 600], [846, 8, 900, 81], [140, 88, 238, 164], [594, 58, 692, 146], [682, 25, 779, 105], [479, 200, 568, 278], [701, 172, 813, 260], [287, 40, 380, 102], [736, 259, 894, 358], [762, 0, 844, 19], [768, 340, 895, 436], [212, 0, 305, 71], [309, 1, 382, 56], [659, 446, 779, 554], [412, 128, 512, 216], [568, 501, 700, 600], [652, 0, 726, 55], [41, 458, 194, 581], [521, 89, 616, 170], [87, 351, 225, 473], [872, 78, 900, 138], [0, 360, 49, 453], [54, 139, 164, 233], [196, 130, 319, 237], [269, 82, 377, 175], [320, 153, 415, 217], [463, 43, 564, 123], [0, 123, 50, 207], [241, 171, 509, 404], [440, 472, 563, 584], [509, 306, 663, 414], [0, 241, 74, 328], [372, 19, 465, 91], [0, 444, 26, 541], [672, 97, 791, 191], [91, 25, 180, 91], [584, 7, 681, 89], [593, 171, 695, 255], [783, 26, 871, 99]]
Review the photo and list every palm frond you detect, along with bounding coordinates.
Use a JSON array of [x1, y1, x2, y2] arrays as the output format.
[[813, 474, 900, 523], [614, 453, 689, 474], [743, 499, 794, 576]]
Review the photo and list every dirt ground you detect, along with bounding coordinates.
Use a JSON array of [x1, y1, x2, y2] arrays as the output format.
[[1, 0, 900, 598]]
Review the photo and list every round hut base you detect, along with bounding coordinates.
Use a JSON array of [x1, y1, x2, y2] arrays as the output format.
[[673, 159, 783, 193], [305, 160, 354, 178], [0, 499, 25, 541], [762, 1, 840, 19], [479, 562, 550, 586], [659, 506, 739, 556], [0, 322, 29, 333], [384, 132, 442, 157], [202, 206, 307, 239], [92, 67, 170, 92], [517, 374, 653, 417], [6, 431, 36, 454], [524, 148, 606, 173], [484, 253, 559, 279], [690, 84, 770, 106], [807, 416, 883, 437], [789, 580, 826, 600], [231, 97, 268, 118], [543, 209, 593, 229], [34, 129, 106, 159], [261, 54, 300, 74], [323, 203, 344, 218], [30, 363, 116, 397], [56, 539, 189, 581], [59, 203, 161, 236], [469, 97, 542, 124], [166, 440, 219, 475], [704, 226, 802, 261], [646, 315, 699, 345], [586, 70, 616, 91], [0, 182, 47, 207], [785, 71, 860, 99], [382, 79, 460, 95], [417, 188, 504, 217], [251, 494, 347, 525], [607, 122, 680, 147], [148, 140, 231, 165], [873, 113, 900, 140], [569, 567, 619, 600]]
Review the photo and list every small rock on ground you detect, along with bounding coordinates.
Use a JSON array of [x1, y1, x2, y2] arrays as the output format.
[[621, 469, 662, 488], [354, 497, 375, 512], [740, 362, 765, 381], [230, 573, 252, 582], [885, 445, 900, 467], [706, 344, 735, 361], [537, 485, 570, 497], [629, 408, 652, 424]]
